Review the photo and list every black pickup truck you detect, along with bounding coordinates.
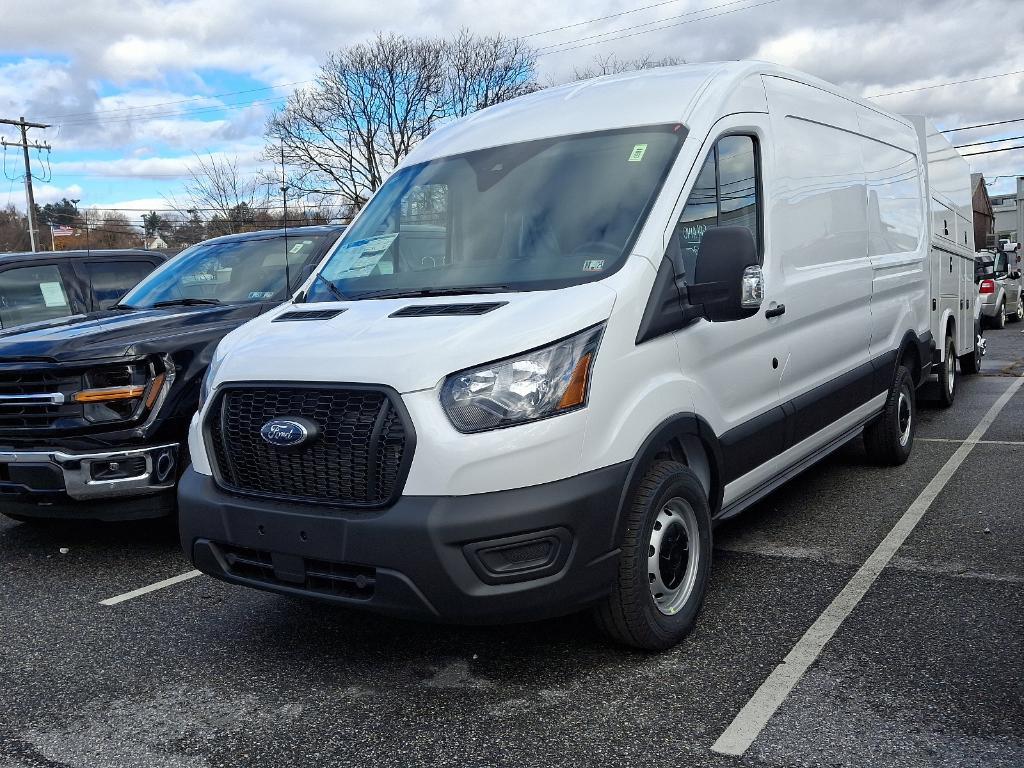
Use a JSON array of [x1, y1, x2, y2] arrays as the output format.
[[0, 226, 344, 522]]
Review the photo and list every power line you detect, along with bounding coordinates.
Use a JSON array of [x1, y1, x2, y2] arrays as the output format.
[[536, 0, 781, 56], [536, 0, 760, 52], [0, 116, 53, 252], [39, 80, 311, 121], [941, 117, 1024, 134], [529, 0, 748, 40], [868, 69, 1024, 98], [954, 135, 1024, 149], [961, 144, 1024, 158]]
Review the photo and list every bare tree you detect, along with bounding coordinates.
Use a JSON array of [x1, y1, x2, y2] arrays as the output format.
[[573, 54, 686, 81], [446, 29, 539, 117], [267, 31, 538, 210], [170, 154, 271, 233]]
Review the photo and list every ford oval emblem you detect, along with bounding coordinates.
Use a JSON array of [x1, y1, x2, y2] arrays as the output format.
[[260, 418, 315, 448]]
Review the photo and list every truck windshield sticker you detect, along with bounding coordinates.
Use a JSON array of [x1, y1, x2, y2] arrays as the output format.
[[289, 242, 307, 254], [628, 144, 648, 162], [583, 259, 605, 272], [39, 281, 68, 308]]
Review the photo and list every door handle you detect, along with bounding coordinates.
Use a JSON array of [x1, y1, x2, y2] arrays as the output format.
[[765, 303, 786, 319]]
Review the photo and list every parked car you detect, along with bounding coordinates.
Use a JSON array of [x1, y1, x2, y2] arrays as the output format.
[[976, 249, 1023, 329], [180, 62, 976, 649], [0, 226, 344, 523], [0, 249, 165, 332]]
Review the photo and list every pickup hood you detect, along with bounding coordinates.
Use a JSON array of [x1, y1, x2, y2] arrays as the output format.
[[214, 284, 618, 393], [0, 304, 266, 364]]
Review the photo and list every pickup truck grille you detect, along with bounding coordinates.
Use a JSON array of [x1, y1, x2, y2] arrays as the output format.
[[0, 369, 84, 430], [206, 385, 411, 507]]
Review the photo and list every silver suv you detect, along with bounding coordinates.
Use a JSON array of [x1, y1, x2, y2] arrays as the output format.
[[976, 247, 1023, 329]]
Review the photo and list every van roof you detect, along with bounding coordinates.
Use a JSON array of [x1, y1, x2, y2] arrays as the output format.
[[403, 60, 897, 165]]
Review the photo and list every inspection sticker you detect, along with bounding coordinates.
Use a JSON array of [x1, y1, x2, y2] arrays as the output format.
[[583, 259, 605, 272], [628, 144, 648, 162]]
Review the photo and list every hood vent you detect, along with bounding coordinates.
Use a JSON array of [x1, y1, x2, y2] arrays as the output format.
[[273, 308, 347, 322], [390, 302, 507, 318]]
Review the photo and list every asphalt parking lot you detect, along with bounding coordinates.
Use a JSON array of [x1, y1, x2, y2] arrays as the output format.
[[2, 328, 1022, 768]]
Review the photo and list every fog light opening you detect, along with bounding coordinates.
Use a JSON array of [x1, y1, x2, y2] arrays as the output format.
[[155, 451, 176, 483]]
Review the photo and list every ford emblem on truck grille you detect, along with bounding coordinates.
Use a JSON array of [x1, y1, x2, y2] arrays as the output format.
[[260, 418, 316, 448]]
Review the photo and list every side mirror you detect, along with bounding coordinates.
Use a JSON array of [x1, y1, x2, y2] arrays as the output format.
[[686, 227, 762, 322], [1012, 271, 1022, 281]]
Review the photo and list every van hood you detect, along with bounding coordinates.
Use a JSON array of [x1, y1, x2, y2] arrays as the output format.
[[214, 284, 618, 393], [0, 303, 266, 364]]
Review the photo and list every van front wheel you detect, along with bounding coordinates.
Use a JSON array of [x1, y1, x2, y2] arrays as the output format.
[[863, 366, 916, 465], [594, 460, 712, 651]]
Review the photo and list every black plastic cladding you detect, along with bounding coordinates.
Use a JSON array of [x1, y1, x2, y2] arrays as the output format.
[[205, 382, 416, 508], [389, 303, 507, 318]]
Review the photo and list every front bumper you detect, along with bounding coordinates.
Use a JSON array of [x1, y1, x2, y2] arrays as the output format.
[[179, 462, 629, 624], [0, 443, 180, 516]]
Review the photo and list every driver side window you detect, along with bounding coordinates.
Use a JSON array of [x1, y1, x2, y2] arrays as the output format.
[[674, 135, 760, 280]]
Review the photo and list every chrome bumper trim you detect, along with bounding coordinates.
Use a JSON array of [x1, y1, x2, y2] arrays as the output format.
[[0, 443, 180, 500]]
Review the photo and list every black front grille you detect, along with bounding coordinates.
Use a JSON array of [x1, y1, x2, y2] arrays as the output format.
[[0, 368, 84, 430], [207, 385, 411, 506]]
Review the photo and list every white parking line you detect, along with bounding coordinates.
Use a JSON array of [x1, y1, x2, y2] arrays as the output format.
[[711, 375, 1024, 757], [918, 437, 1024, 445], [99, 570, 203, 606]]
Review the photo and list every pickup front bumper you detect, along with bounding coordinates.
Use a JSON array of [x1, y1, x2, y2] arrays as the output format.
[[0, 443, 180, 520]]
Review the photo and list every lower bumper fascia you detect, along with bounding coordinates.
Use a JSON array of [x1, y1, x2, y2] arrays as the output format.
[[179, 463, 629, 624]]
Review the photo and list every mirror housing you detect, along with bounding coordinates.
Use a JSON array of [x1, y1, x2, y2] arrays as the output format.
[[686, 226, 762, 322]]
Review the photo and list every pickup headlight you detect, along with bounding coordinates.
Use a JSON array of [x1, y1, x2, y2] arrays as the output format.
[[74, 358, 169, 424], [441, 324, 604, 433]]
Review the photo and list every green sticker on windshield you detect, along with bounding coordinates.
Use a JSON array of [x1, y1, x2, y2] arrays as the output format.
[[628, 144, 648, 162]]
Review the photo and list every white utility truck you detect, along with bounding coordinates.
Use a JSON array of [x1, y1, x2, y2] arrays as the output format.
[[179, 62, 978, 649]]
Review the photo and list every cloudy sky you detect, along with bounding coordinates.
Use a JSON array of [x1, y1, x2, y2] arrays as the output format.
[[1, 0, 1022, 219]]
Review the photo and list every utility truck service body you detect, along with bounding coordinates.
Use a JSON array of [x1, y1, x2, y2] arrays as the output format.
[[179, 62, 976, 649]]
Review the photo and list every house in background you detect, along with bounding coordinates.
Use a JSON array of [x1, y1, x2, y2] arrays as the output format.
[[992, 176, 1024, 246], [147, 234, 169, 250], [971, 173, 995, 250]]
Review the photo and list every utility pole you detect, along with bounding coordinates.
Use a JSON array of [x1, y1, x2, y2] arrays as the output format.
[[0, 116, 52, 252]]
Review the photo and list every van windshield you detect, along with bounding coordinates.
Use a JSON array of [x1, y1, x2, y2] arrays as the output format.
[[306, 125, 684, 301], [120, 232, 333, 309]]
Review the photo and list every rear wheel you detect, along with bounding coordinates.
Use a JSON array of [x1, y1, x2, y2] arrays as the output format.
[[935, 335, 957, 408], [960, 322, 983, 375], [993, 301, 1007, 330], [863, 365, 916, 465], [594, 460, 712, 651]]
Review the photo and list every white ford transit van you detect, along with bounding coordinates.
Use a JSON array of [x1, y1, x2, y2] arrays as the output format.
[[179, 62, 976, 649]]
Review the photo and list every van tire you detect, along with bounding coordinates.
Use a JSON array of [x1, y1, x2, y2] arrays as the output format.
[[960, 322, 982, 374], [863, 366, 916, 466], [594, 460, 712, 651], [935, 335, 957, 408]]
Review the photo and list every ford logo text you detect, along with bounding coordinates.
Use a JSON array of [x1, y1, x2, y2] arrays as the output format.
[[260, 418, 315, 448]]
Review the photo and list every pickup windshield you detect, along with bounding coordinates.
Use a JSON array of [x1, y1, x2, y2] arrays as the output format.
[[306, 125, 684, 301], [120, 232, 333, 309]]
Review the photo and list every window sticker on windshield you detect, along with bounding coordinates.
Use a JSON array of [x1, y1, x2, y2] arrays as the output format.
[[39, 281, 67, 307], [248, 291, 276, 300], [583, 259, 605, 272], [329, 233, 399, 278], [289, 242, 307, 254], [628, 144, 648, 162]]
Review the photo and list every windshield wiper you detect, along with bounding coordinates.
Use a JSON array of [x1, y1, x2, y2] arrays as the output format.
[[151, 297, 222, 309], [352, 285, 519, 300], [311, 272, 348, 302], [109, 303, 136, 311]]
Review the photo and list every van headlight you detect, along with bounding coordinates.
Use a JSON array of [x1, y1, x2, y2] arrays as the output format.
[[441, 324, 604, 433]]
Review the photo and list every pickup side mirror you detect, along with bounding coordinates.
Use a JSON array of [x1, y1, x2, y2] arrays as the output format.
[[686, 227, 762, 322]]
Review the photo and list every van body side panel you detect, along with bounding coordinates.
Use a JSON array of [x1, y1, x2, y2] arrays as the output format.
[[761, 77, 874, 418], [855, 106, 930, 362]]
